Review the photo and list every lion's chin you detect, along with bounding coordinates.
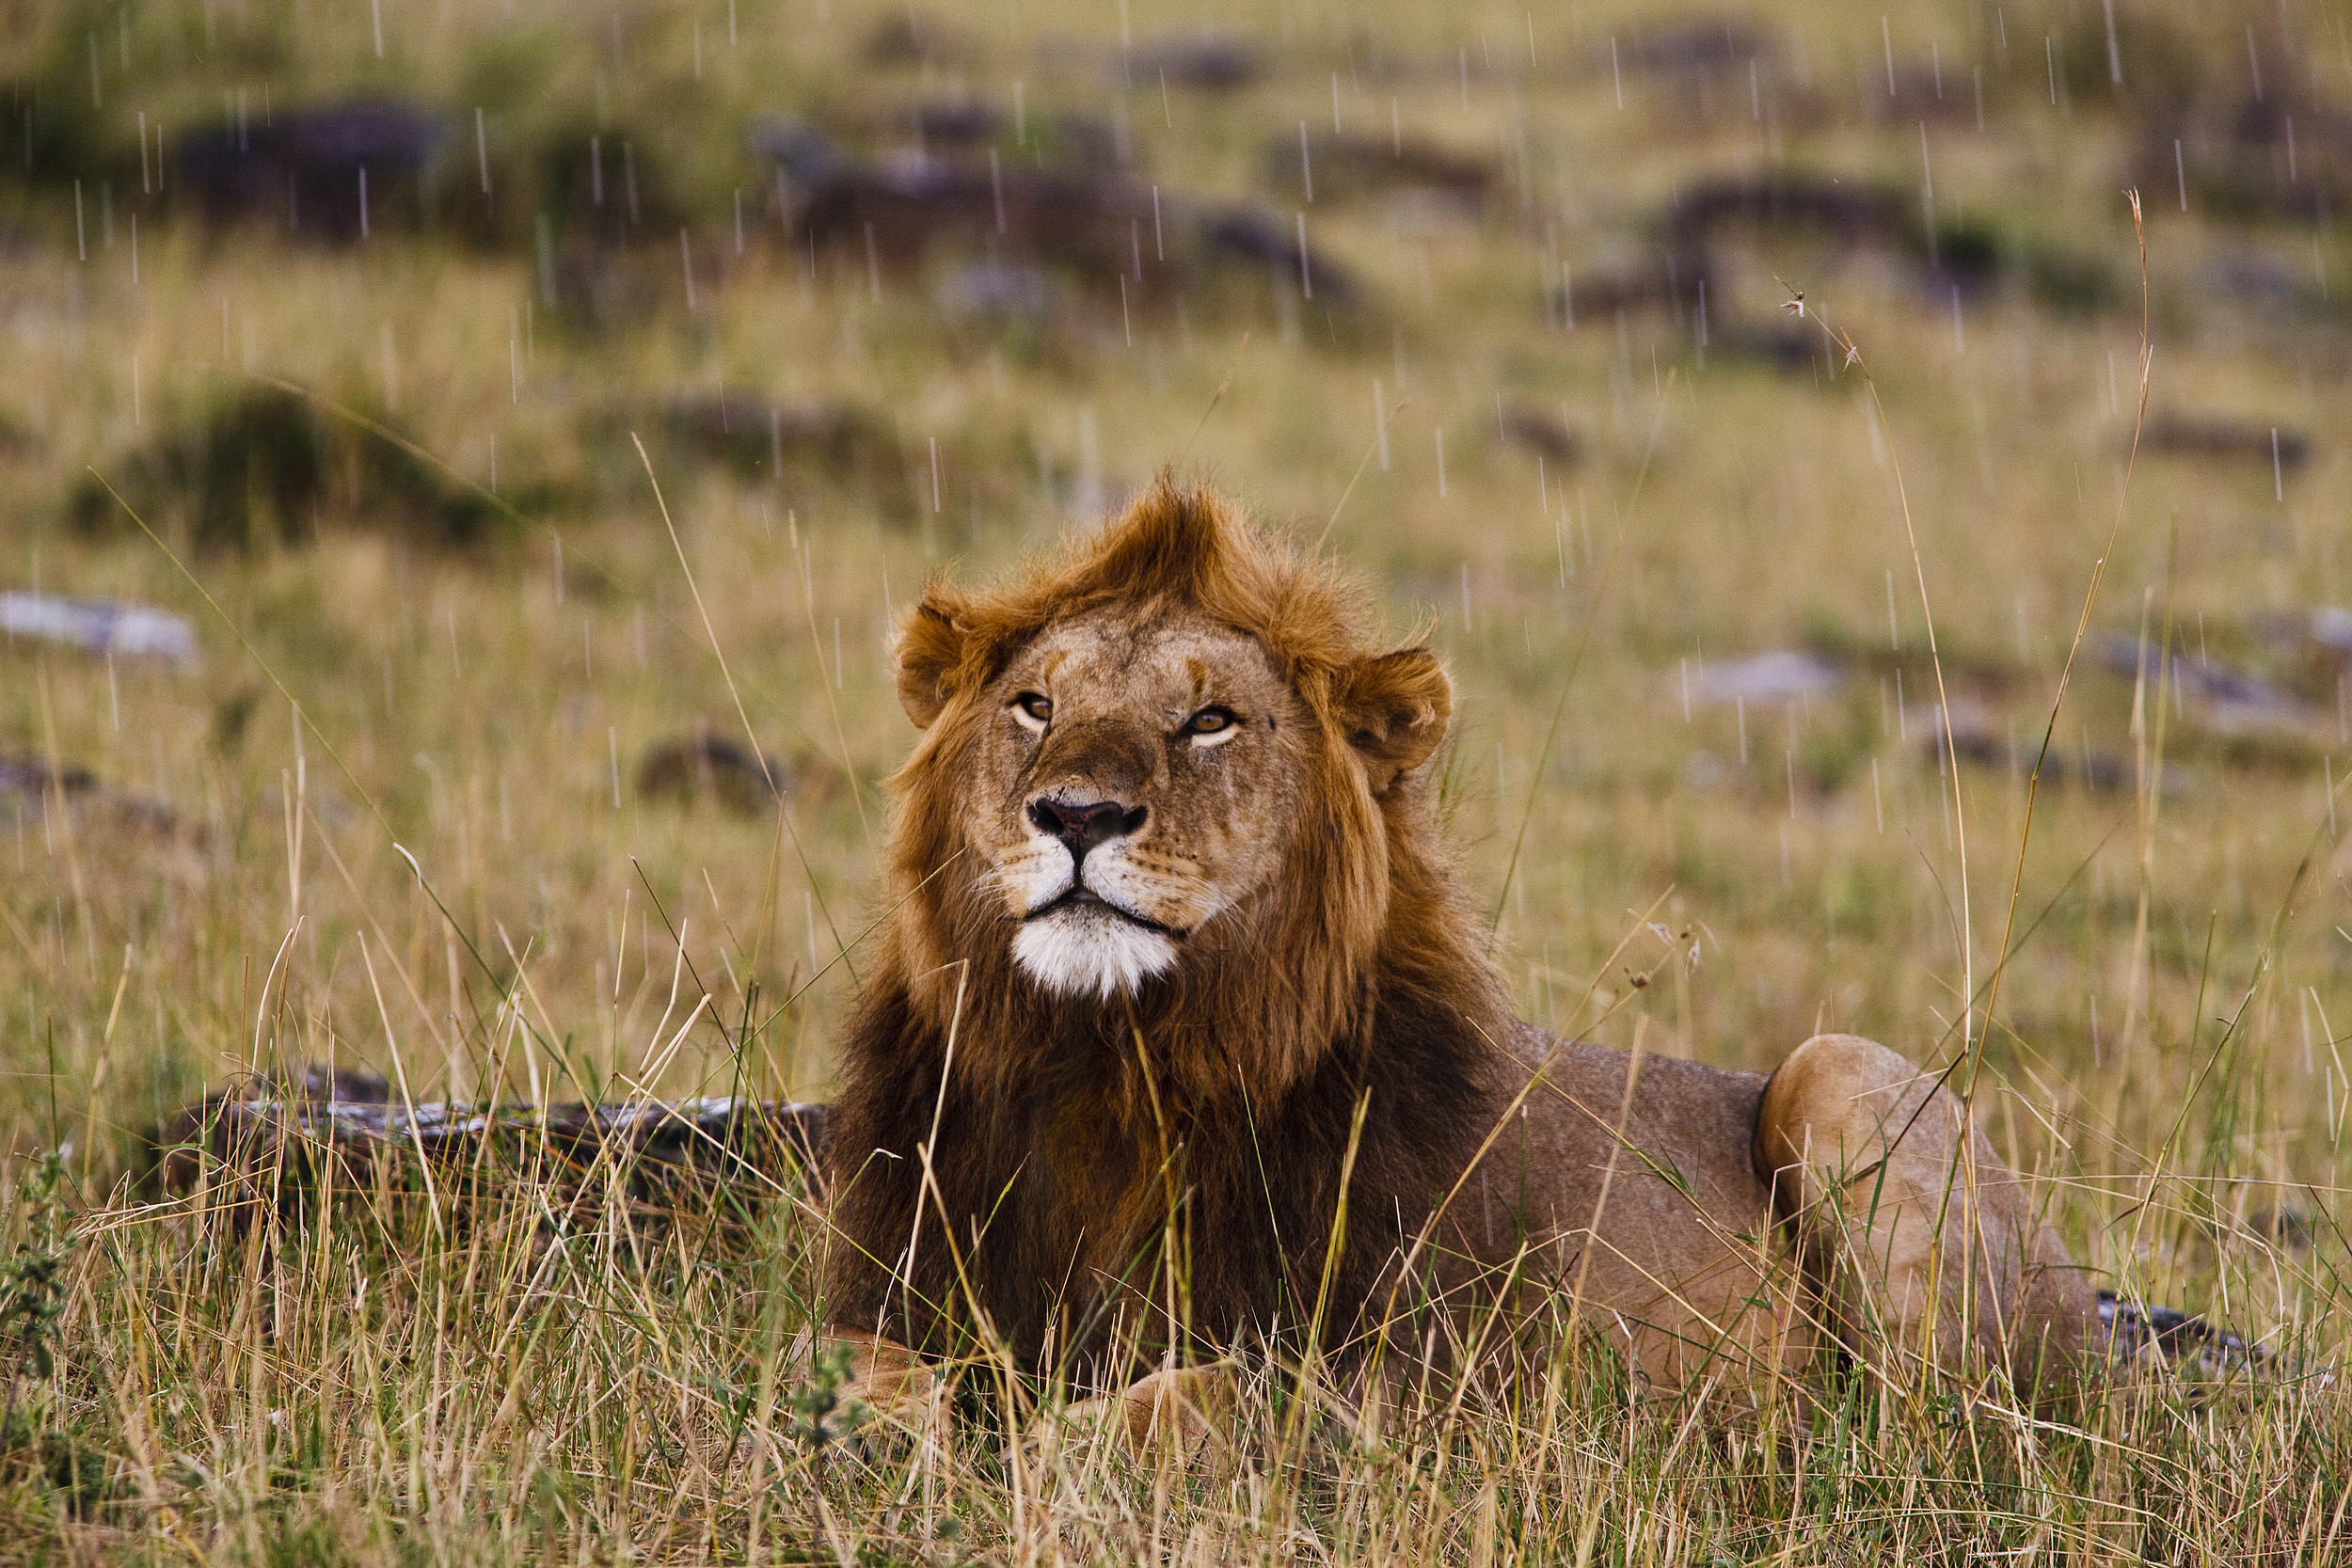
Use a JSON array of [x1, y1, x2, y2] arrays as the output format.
[[1012, 908, 1180, 1000]]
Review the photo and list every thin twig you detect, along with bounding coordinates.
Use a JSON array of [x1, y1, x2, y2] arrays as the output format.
[[1182, 331, 1251, 455], [1488, 368, 1677, 938], [1313, 396, 1405, 553], [1978, 192, 2152, 1055], [631, 433, 856, 982]]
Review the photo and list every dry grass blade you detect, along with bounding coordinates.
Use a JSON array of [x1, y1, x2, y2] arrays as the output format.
[[1977, 191, 2153, 1060], [630, 432, 855, 980], [14, 5, 2351, 1560]]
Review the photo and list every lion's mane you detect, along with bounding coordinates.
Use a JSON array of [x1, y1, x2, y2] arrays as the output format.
[[823, 482, 1516, 1377]]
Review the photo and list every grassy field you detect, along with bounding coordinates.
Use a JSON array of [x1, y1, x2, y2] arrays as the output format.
[[3, 0, 2352, 1557]]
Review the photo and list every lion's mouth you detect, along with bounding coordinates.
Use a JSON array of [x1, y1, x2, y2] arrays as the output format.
[[1024, 885, 1189, 941]]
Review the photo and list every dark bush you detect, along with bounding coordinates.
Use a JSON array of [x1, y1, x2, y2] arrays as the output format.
[[2024, 244, 2117, 316], [637, 731, 786, 816], [71, 386, 507, 553], [173, 100, 446, 244]]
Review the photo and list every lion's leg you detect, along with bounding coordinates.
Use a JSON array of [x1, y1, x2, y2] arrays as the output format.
[[1062, 1362, 1236, 1459], [1752, 1034, 2092, 1387]]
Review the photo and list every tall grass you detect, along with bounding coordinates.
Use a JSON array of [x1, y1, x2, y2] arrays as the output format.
[[0, 0, 2348, 1555]]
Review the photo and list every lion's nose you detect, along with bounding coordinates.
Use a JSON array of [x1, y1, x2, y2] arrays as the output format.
[[1028, 797, 1148, 862]]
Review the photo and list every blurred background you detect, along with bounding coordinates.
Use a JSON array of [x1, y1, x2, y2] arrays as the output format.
[[0, 0, 2347, 1299]]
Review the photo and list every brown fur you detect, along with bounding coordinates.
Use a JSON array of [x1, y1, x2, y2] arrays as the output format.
[[821, 480, 2093, 1408]]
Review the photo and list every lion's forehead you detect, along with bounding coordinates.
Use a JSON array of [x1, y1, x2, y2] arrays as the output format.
[[1013, 612, 1283, 712]]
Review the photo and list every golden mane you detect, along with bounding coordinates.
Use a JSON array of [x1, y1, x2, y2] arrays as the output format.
[[821, 480, 1514, 1369], [869, 477, 1505, 1113]]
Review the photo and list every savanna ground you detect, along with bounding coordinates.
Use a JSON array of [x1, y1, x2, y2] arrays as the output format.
[[2, 0, 2351, 1558]]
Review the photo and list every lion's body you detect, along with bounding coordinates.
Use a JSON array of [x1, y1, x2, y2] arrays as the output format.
[[821, 482, 2092, 1428], [830, 983, 1801, 1387]]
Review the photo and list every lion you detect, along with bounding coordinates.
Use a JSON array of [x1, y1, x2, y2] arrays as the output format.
[[818, 479, 2093, 1449]]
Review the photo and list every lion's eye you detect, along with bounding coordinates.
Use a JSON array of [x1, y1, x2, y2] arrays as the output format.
[[1011, 692, 1053, 728], [1182, 705, 1239, 737]]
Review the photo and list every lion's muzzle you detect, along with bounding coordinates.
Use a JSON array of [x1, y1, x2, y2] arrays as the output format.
[[1011, 793, 1186, 997]]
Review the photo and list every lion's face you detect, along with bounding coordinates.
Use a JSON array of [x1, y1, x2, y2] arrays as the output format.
[[887, 483, 1459, 1022], [960, 605, 1313, 999]]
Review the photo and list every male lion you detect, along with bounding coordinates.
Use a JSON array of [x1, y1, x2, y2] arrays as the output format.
[[819, 480, 2091, 1447]]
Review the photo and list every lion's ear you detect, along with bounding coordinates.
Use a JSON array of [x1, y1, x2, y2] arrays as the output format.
[[1337, 647, 1452, 791], [894, 593, 968, 728]]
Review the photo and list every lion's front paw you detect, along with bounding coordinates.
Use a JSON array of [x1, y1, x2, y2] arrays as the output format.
[[809, 1329, 946, 1455], [842, 1361, 941, 1438], [1060, 1363, 1236, 1463]]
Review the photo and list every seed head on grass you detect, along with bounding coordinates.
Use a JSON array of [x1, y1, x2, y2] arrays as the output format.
[[787, 1339, 869, 1451]]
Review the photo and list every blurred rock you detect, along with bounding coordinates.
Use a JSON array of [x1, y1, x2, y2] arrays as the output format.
[[1919, 702, 2132, 790], [1195, 202, 1355, 301], [1705, 317, 1819, 372], [144, 1070, 828, 1210], [2203, 247, 2320, 319], [2142, 414, 2311, 472], [872, 99, 1120, 168], [863, 12, 975, 67], [0, 754, 185, 838], [1865, 62, 1983, 126], [2147, 97, 2352, 223], [937, 260, 1054, 322], [769, 138, 1356, 308], [0, 594, 195, 666], [784, 149, 1145, 277], [1269, 132, 1494, 209], [68, 386, 505, 553], [0, 755, 95, 803], [1552, 246, 1709, 321], [175, 100, 447, 244], [1661, 173, 2005, 300], [1497, 405, 1580, 463], [1924, 220, 2009, 296], [2295, 609, 2352, 662], [1126, 33, 1260, 92], [747, 117, 848, 183], [1686, 650, 1842, 705], [1599, 169, 2097, 339], [2093, 634, 2317, 736], [1663, 173, 1909, 250], [638, 731, 785, 816], [1598, 18, 1773, 82], [905, 98, 1003, 148]]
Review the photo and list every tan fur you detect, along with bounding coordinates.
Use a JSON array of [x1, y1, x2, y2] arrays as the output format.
[[820, 481, 2095, 1450], [1753, 1035, 2090, 1386], [1064, 1363, 1237, 1457]]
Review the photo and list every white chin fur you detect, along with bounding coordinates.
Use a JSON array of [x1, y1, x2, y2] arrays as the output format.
[[1013, 908, 1179, 999]]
